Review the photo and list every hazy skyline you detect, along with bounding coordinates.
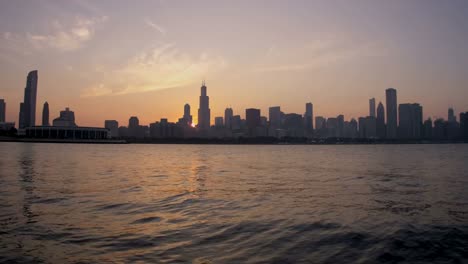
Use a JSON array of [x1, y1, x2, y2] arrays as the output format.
[[1, 0, 467, 127]]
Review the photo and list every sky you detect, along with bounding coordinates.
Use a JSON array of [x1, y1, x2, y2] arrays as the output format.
[[0, 0, 467, 127]]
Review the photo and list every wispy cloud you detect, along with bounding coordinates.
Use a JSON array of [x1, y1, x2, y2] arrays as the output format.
[[81, 44, 227, 97], [144, 18, 166, 35], [0, 15, 108, 59], [26, 16, 108, 51], [253, 37, 387, 73]]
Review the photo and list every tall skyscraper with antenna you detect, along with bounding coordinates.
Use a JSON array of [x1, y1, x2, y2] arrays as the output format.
[[197, 80, 211, 130]]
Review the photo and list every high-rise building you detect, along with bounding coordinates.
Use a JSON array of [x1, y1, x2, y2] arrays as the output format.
[[304, 102, 313, 132], [376, 102, 385, 138], [269, 106, 282, 129], [369, 98, 376, 117], [337, 115, 344, 137], [0, 99, 5, 123], [460, 112, 468, 141], [19, 70, 38, 129], [423, 118, 433, 139], [386, 88, 397, 138], [365, 116, 377, 138], [53, 107, 76, 127], [224, 108, 233, 129], [231, 115, 241, 130], [197, 81, 211, 129], [42, 102, 49, 126], [105, 120, 119, 138], [315, 116, 327, 138], [129, 116, 139, 128], [19, 103, 25, 129], [183, 103, 192, 126], [448, 108, 456, 123], [398, 103, 423, 139], [246, 108, 261, 136], [215, 117, 224, 128]]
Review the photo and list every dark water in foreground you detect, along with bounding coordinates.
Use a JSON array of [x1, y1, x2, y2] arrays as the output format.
[[0, 143, 467, 263]]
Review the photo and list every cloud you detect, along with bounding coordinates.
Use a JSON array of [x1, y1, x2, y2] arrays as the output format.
[[81, 44, 227, 97], [26, 16, 108, 51], [144, 18, 166, 35], [252, 37, 387, 73]]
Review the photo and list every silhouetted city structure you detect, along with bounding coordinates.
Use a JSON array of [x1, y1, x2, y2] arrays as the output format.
[[19, 70, 38, 129], [369, 98, 376, 118], [105, 120, 119, 138], [304, 102, 313, 134], [376, 102, 385, 138], [179, 103, 192, 126], [461, 112, 468, 141], [398, 103, 423, 139], [246, 108, 261, 136], [385, 88, 397, 139], [53, 107, 76, 127], [42, 102, 49, 126], [269, 106, 282, 129], [224, 108, 233, 129], [197, 81, 211, 131], [4, 71, 468, 142], [215, 117, 224, 128], [0, 99, 5, 123]]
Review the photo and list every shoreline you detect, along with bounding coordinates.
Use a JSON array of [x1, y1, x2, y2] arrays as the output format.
[[0, 136, 466, 145]]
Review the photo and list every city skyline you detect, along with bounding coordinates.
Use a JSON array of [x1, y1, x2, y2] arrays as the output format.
[[1, 1, 468, 127]]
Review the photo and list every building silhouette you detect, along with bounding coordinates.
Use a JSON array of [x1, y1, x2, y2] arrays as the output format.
[[19, 70, 38, 129], [448, 108, 456, 123], [369, 98, 376, 117], [376, 102, 386, 138], [423, 118, 433, 139], [386, 88, 398, 138], [224, 108, 233, 129], [183, 103, 192, 126], [460, 112, 468, 141], [197, 81, 210, 130], [53, 107, 76, 127], [269, 106, 282, 129], [398, 103, 422, 139], [42, 102, 49, 126], [246, 108, 261, 136], [215, 117, 224, 128], [304, 102, 313, 132], [0, 99, 5, 123], [105, 120, 119, 138]]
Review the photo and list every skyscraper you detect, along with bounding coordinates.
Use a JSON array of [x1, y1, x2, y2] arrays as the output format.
[[224, 108, 233, 129], [42, 102, 49, 126], [369, 98, 376, 117], [386, 88, 397, 138], [19, 103, 25, 128], [215, 117, 224, 128], [448, 108, 456, 123], [269, 106, 282, 128], [19, 70, 38, 129], [304, 102, 313, 132], [376, 102, 385, 138], [183, 103, 192, 126], [460, 112, 468, 141], [197, 81, 210, 129], [0, 99, 5, 123], [398, 103, 423, 139], [246, 108, 261, 135]]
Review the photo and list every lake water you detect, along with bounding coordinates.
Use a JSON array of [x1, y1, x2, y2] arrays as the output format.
[[0, 142, 467, 263]]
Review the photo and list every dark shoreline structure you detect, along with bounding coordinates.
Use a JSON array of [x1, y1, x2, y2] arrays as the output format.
[[1, 135, 466, 145]]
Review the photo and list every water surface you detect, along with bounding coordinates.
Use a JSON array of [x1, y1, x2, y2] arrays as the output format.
[[0, 143, 467, 263]]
